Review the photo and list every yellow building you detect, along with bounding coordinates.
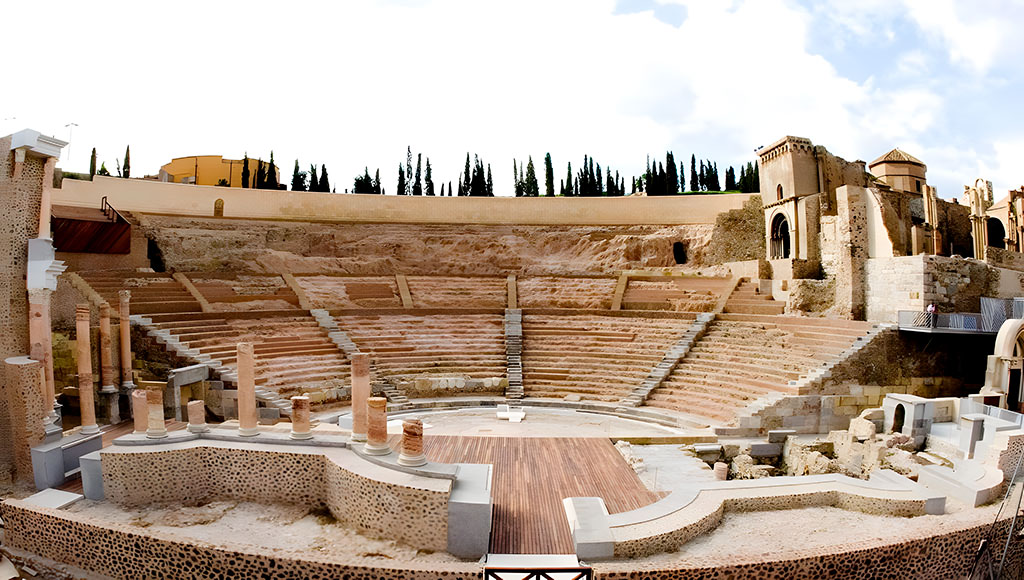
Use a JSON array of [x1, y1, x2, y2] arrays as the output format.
[[159, 155, 280, 188]]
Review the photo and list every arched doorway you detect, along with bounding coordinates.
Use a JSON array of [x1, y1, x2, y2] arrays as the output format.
[[891, 404, 906, 434], [672, 241, 687, 264], [770, 213, 791, 259], [214, 198, 224, 217], [988, 218, 1006, 249]]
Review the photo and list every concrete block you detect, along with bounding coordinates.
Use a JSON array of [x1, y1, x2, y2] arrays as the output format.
[[749, 442, 782, 457]]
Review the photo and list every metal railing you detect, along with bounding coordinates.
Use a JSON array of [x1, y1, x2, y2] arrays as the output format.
[[898, 311, 998, 333], [484, 568, 593, 580], [100, 195, 128, 224]]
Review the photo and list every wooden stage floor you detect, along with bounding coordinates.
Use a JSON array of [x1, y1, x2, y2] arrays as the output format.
[[421, 436, 662, 554]]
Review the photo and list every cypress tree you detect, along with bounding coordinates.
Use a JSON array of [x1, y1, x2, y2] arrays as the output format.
[[291, 160, 306, 191], [89, 147, 97, 178], [565, 162, 573, 197], [487, 164, 494, 196], [309, 164, 319, 192], [665, 151, 677, 194], [708, 161, 720, 191], [405, 146, 413, 196], [560, 179, 565, 196], [413, 154, 423, 196], [319, 164, 330, 192], [514, 160, 522, 197], [596, 162, 603, 195], [544, 153, 554, 196], [698, 160, 706, 191], [471, 155, 486, 196], [689, 154, 698, 192], [448, 180, 453, 197], [463, 154, 472, 196], [725, 166, 737, 191], [440, 182, 445, 197], [425, 158, 434, 196], [266, 151, 278, 189], [397, 164, 406, 195], [255, 159, 266, 189], [525, 156, 539, 197], [631, 176, 636, 194], [374, 169, 382, 194], [242, 154, 250, 188], [123, 146, 131, 179]]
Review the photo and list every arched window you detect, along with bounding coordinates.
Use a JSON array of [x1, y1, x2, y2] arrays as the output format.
[[770, 213, 791, 259], [214, 198, 224, 217], [777, 184, 784, 201]]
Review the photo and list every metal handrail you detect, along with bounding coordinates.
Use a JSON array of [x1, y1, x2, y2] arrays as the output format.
[[484, 567, 593, 580], [100, 195, 128, 224]]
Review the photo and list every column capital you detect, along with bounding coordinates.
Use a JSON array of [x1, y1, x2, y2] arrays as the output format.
[[119, 289, 132, 303], [76, 303, 90, 320], [27, 287, 53, 304]]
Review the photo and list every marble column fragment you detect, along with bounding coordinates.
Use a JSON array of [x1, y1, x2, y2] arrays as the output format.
[[236, 342, 259, 437], [350, 353, 370, 442], [75, 305, 99, 435], [131, 390, 148, 434], [28, 288, 56, 422], [118, 290, 135, 388], [98, 303, 116, 393], [364, 396, 391, 455], [290, 396, 312, 440], [187, 400, 209, 434], [146, 389, 167, 439], [398, 419, 427, 466]]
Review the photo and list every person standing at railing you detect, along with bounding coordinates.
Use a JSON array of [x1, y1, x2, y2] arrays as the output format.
[[926, 303, 937, 328]]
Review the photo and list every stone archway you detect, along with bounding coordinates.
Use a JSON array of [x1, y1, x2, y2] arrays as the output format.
[[988, 217, 1006, 250], [891, 403, 906, 434], [672, 241, 687, 265], [770, 213, 791, 259], [983, 319, 1024, 410]]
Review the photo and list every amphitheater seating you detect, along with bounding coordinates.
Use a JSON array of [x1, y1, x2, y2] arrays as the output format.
[[148, 313, 350, 395], [77, 271, 201, 315], [334, 313, 506, 382], [722, 279, 786, 315], [187, 274, 300, 310], [645, 313, 874, 423], [406, 276, 506, 308], [521, 313, 691, 402], [518, 276, 617, 309], [295, 275, 403, 309], [621, 276, 733, 312]]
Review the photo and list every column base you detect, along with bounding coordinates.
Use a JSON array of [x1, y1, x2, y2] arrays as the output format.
[[187, 424, 210, 434], [398, 453, 427, 467], [290, 430, 313, 440], [100, 384, 118, 394], [146, 429, 168, 439], [363, 441, 391, 456], [81, 424, 100, 435], [121, 381, 136, 390], [238, 427, 260, 437], [350, 432, 367, 443], [44, 420, 63, 444]]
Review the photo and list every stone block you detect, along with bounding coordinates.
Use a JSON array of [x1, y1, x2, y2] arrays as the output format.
[[258, 407, 281, 425], [768, 429, 796, 444], [749, 442, 782, 457]]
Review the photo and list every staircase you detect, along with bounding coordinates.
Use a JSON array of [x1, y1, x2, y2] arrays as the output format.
[[644, 313, 875, 425], [505, 309, 524, 401], [619, 313, 713, 407], [311, 308, 410, 410], [722, 278, 785, 315]]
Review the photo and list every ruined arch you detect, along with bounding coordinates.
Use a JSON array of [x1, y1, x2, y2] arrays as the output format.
[[770, 212, 791, 259]]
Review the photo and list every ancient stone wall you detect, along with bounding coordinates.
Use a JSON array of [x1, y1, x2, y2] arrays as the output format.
[[702, 196, 765, 265], [988, 246, 1024, 273], [831, 186, 870, 319], [0, 136, 45, 485], [864, 254, 991, 322], [99, 442, 451, 551], [138, 215, 714, 276], [0, 499, 481, 580]]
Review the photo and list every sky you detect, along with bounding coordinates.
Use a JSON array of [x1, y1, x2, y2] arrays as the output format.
[[3, 0, 1023, 199]]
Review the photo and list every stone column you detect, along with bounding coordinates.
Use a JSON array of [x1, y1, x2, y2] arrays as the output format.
[[118, 290, 135, 388], [364, 396, 390, 455], [290, 396, 312, 440], [4, 356, 47, 486], [75, 305, 99, 435], [398, 419, 427, 466], [350, 353, 370, 442], [236, 342, 259, 437], [187, 400, 209, 434], [27, 288, 57, 426], [146, 389, 167, 439], [131, 390, 148, 434], [98, 303, 116, 393]]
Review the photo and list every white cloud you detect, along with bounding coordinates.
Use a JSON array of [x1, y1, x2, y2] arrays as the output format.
[[902, 0, 1010, 74]]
